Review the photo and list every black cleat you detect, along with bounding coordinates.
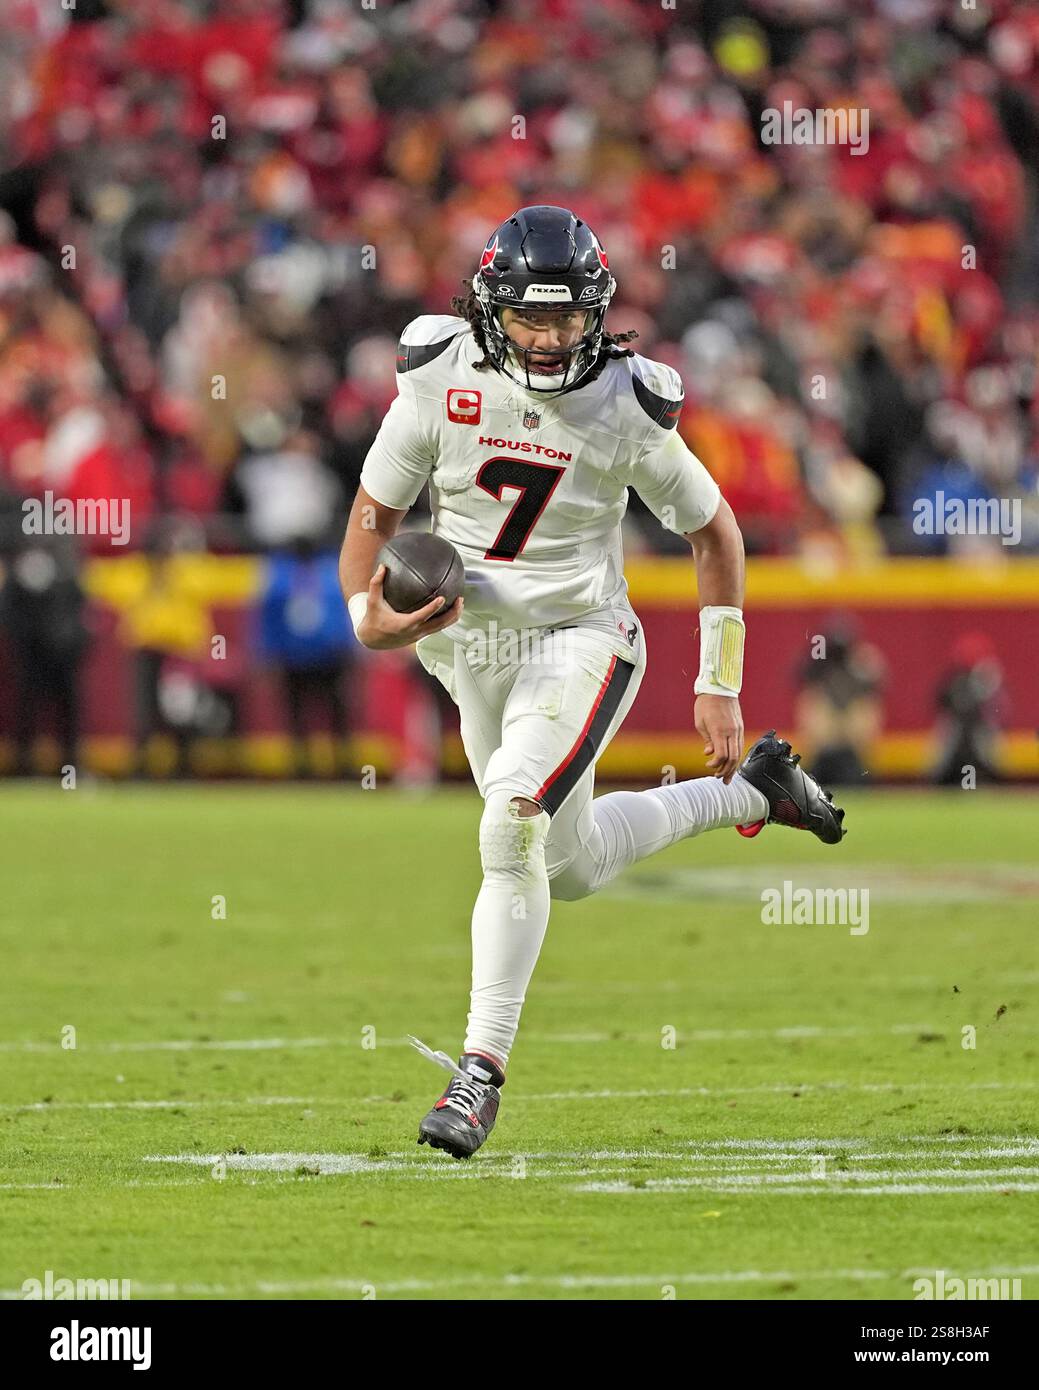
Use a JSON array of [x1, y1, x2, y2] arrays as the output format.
[[409, 1036, 505, 1160], [735, 730, 847, 844]]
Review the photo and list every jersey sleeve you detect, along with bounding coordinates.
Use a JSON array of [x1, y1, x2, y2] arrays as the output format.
[[359, 376, 434, 511], [630, 429, 722, 535]]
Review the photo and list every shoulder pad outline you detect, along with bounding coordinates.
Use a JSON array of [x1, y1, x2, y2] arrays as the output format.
[[396, 316, 467, 374], [631, 362, 683, 430]]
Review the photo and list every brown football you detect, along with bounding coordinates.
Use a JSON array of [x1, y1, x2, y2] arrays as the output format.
[[376, 532, 465, 614]]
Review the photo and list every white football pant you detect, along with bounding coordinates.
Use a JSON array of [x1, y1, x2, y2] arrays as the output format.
[[417, 619, 768, 1070]]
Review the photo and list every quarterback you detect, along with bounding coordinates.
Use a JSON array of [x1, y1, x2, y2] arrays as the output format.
[[339, 206, 846, 1159]]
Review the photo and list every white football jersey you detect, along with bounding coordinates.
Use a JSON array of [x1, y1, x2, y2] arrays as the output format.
[[360, 314, 720, 659]]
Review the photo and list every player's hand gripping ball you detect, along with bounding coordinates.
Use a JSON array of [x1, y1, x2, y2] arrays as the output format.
[[375, 533, 465, 614]]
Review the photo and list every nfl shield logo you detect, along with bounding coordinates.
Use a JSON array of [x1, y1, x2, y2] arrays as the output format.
[[522, 408, 541, 430]]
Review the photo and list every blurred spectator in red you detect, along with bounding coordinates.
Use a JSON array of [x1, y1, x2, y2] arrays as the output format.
[[0, 0, 1033, 559]]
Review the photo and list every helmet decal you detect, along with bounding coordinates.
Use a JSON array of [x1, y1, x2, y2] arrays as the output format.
[[521, 284, 573, 300], [479, 235, 499, 273]]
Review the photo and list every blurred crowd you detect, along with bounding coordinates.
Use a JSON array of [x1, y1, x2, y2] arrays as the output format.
[[0, 0, 1036, 564]]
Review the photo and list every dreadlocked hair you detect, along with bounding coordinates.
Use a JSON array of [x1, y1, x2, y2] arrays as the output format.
[[450, 283, 639, 386]]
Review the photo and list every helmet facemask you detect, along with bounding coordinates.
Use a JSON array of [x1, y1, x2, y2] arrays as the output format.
[[473, 277, 614, 394]]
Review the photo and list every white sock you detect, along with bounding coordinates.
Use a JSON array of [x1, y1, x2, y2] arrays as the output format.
[[583, 774, 769, 895], [464, 799, 551, 1071]]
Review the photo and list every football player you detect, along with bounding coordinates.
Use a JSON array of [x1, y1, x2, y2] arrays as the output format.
[[339, 206, 846, 1159]]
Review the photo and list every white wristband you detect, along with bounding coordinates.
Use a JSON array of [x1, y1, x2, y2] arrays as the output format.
[[694, 605, 745, 697], [347, 592, 369, 637]]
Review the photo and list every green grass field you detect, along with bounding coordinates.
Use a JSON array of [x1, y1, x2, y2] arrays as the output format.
[[1, 782, 1036, 1301]]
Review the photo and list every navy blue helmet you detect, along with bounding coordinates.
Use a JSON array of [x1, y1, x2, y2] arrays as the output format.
[[472, 205, 617, 393]]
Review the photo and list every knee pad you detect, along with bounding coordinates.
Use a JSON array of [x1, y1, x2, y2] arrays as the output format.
[[479, 792, 550, 880]]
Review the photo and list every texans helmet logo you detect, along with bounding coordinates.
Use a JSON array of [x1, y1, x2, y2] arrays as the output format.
[[479, 236, 499, 274], [594, 238, 609, 271]]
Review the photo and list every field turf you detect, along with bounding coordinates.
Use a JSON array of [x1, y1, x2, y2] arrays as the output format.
[[1, 782, 1036, 1301]]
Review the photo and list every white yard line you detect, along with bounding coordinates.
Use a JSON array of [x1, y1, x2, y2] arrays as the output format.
[[0, 1037, 336, 1054], [6, 1264, 1038, 1299], [515, 1081, 1039, 1101], [572, 1166, 1039, 1186], [0, 1022, 1007, 1054], [577, 1180, 1039, 1196], [11, 1168, 1039, 1193], [7, 1140, 1036, 1194], [133, 1147, 1039, 1186], [0, 1182, 67, 1191], [0, 1097, 313, 1112], [144, 1153, 426, 1174], [0, 1179, 205, 1192], [666, 1147, 1039, 1161], [673, 1135, 1034, 1148]]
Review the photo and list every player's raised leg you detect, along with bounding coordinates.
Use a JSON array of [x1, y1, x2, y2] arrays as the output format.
[[545, 717, 845, 900], [546, 734, 845, 901], [546, 760, 771, 901]]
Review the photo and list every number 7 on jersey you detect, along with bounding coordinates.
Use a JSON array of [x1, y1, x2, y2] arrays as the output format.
[[476, 456, 566, 562]]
